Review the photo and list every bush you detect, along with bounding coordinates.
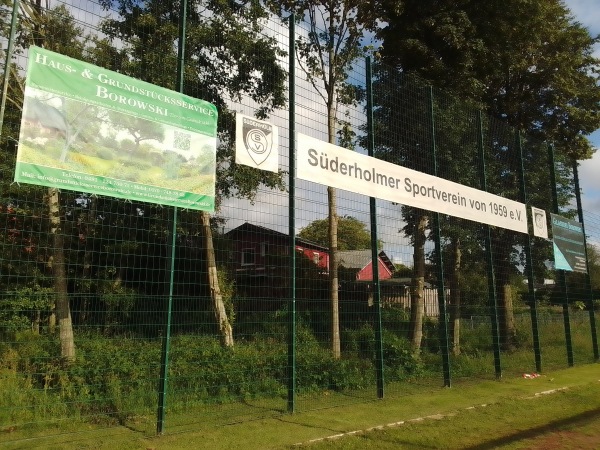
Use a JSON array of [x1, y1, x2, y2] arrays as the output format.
[[381, 330, 424, 381]]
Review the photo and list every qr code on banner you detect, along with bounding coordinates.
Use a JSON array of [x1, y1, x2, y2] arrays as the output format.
[[173, 131, 191, 151]]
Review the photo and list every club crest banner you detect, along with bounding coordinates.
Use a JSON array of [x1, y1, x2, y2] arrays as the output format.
[[235, 114, 278, 173]]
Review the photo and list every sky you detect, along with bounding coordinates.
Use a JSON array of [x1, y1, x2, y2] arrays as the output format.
[[218, 1, 600, 264], [564, 0, 600, 214]]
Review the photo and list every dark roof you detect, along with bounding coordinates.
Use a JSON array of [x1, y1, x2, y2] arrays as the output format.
[[225, 222, 329, 251], [338, 250, 395, 274]]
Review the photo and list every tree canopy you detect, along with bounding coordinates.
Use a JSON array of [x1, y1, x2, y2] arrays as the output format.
[[375, 0, 600, 160], [299, 216, 374, 250]]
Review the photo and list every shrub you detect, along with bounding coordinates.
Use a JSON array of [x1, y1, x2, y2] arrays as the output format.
[[381, 330, 423, 381]]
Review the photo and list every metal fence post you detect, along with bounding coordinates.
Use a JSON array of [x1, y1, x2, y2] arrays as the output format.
[[156, 0, 187, 434], [428, 87, 451, 387], [477, 111, 502, 379], [572, 160, 599, 361], [515, 132, 542, 373], [548, 143, 574, 367], [0, 0, 20, 131], [287, 12, 297, 413], [366, 56, 385, 398]]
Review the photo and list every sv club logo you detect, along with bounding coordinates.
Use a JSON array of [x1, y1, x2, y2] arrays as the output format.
[[243, 118, 273, 166]]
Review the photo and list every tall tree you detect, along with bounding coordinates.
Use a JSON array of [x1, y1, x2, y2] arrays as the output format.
[[588, 244, 600, 292], [97, 0, 287, 346], [10, 3, 91, 360], [366, 67, 436, 353], [270, 0, 375, 358], [374, 0, 600, 349]]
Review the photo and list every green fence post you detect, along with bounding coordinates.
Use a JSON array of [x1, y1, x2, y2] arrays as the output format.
[[515, 132, 542, 373], [366, 56, 385, 398], [548, 143, 574, 367], [572, 160, 599, 361], [0, 0, 20, 131], [157, 207, 178, 434], [477, 111, 502, 379], [157, 0, 187, 434], [428, 87, 451, 387], [287, 12, 297, 413]]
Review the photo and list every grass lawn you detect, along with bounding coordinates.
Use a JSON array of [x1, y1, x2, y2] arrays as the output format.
[[2, 363, 599, 449]]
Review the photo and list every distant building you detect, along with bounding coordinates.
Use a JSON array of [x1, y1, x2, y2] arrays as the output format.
[[225, 223, 439, 314], [338, 250, 395, 281], [225, 222, 329, 276], [224, 222, 328, 300]]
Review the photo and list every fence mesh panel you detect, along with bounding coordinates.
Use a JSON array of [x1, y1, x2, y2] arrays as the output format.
[[0, 0, 598, 445]]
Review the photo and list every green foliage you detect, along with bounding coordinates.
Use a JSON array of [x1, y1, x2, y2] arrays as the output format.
[[392, 263, 413, 278], [376, 0, 600, 160], [343, 322, 424, 382], [572, 301, 586, 311], [0, 285, 54, 336], [299, 216, 374, 250]]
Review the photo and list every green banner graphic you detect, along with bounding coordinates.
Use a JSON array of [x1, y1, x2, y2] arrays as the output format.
[[15, 46, 217, 211], [550, 213, 587, 273]]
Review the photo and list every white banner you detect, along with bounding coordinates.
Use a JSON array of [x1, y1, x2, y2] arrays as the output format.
[[297, 133, 528, 234]]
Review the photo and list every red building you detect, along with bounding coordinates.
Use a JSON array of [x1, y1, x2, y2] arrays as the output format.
[[338, 250, 395, 281], [225, 222, 393, 281], [225, 222, 328, 272], [225, 222, 330, 300], [225, 222, 396, 310]]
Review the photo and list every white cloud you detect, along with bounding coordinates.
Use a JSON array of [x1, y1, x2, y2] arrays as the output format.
[[563, 0, 600, 59], [563, 0, 600, 34], [563, 1, 600, 242]]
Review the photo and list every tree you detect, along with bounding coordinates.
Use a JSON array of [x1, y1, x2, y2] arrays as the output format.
[[375, 0, 600, 157], [110, 113, 165, 155], [299, 216, 375, 251], [270, 0, 375, 358], [9, 3, 92, 361], [365, 67, 437, 353], [588, 244, 600, 292], [373, 0, 600, 350], [97, 0, 288, 346]]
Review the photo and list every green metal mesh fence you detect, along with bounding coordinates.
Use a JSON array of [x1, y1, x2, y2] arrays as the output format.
[[0, 0, 598, 445]]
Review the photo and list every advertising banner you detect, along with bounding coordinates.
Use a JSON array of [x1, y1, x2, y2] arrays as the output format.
[[297, 133, 528, 234], [15, 46, 218, 211], [550, 213, 587, 273]]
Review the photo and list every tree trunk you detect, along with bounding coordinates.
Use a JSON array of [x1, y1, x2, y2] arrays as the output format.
[[409, 210, 427, 354], [494, 262, 517, 350], [499, 282, 517, 350], [328, 186, 340, 359], [48, 303, 56, 333], [48, 188, 75, 361], [79, 196, 96, 325], [200, 211, 233, 347], [33, 310, 40, 334], [448, 238, 462, 355], [327, 90, 341, 359]]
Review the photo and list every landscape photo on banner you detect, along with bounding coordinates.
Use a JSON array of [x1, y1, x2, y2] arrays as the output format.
[[15, 46, 218, 211]]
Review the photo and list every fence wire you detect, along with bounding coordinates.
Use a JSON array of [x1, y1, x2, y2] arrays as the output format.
[[0, 0, 598, 445]]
